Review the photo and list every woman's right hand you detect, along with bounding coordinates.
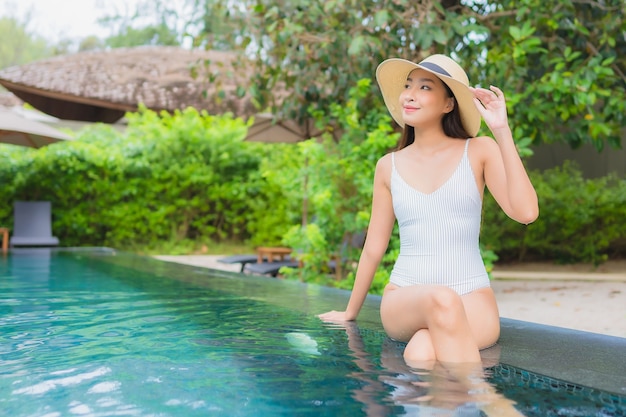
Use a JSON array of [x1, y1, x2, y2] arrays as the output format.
[[317, 310, 354, 323]]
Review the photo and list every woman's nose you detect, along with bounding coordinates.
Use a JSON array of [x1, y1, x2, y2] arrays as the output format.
[[401, 92, 415, 102]]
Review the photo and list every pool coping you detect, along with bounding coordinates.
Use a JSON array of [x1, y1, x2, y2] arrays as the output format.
[[495, 317, 626, 396]]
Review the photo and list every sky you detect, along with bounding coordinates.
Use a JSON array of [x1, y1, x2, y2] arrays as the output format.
[[0, 0, 142, 43]]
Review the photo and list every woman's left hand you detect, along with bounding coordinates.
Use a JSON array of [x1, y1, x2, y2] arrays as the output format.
[[470, 86, 508, 132]]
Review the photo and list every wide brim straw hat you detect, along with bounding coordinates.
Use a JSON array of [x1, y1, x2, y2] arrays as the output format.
[[376, 54, 481, 137]]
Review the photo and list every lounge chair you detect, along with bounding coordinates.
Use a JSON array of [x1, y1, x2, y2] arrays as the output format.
[[217, 254, 258, 272], [244, 259, 300, 277], [10, 201, 60, 247]]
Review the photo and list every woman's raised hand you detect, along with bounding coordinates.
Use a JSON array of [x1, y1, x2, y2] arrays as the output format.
[[470, 85, 509, 132]]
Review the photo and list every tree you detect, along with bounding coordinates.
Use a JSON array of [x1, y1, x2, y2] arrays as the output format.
[[105, 24, 181, 47], [0, 17, 53, 69], [214, 0, 624, 150], [78, 36, 105, 52], [461, 0, 626, 151], [98, 0, 207, 47], [197, 0, 252, 50]]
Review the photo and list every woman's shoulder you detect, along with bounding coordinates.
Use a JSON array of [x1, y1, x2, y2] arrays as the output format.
[[469, 135, 496, 147], [468, 136, 499, 157], [376, 151, 394, 167], [374, 152, 394, 178]]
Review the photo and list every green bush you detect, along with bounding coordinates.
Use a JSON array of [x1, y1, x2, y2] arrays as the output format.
[[1, 101, 623, 278], [0, 108, 266, 249], [276, 79, 399, 285], [481, 161, 626, 265]]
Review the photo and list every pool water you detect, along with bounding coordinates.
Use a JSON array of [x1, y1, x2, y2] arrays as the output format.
[[0, 249, 624, 417]]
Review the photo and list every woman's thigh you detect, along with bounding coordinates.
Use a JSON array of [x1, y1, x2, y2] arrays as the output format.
[[461, 287, 501, 349], [380, 284, 454, 342], [380, 284, 500, 347]]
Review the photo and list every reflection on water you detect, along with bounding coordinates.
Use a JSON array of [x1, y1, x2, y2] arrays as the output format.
[[0, 250, 624, 417], [332, 321, 526, 417]]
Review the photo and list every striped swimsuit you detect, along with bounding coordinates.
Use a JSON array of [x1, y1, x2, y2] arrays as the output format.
[[389, 139, 490, 295]]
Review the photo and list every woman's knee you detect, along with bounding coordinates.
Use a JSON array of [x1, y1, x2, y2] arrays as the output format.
[[403, 330, 436, 369], [429, 288, 466, 329]]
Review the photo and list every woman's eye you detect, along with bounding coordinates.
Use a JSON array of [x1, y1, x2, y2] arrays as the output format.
[[420, 85, 431, 90]]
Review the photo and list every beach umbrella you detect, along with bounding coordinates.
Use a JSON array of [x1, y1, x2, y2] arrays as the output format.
[[0, 109, 73, 148]]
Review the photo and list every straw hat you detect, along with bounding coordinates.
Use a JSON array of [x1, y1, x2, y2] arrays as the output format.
[[376, 54, 481, 136]]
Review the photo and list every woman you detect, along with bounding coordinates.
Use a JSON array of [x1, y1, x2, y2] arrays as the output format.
[[318, 54, 538, 368]]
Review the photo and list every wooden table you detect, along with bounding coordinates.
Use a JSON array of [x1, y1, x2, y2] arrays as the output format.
[[256, 246, 293, 263], [0, 227, 9, 252]]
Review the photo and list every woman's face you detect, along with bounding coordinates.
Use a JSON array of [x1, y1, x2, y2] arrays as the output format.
[[398, 68, 454, 128]]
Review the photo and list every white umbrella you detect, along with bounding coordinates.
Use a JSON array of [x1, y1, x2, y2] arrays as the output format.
[[0, 109, 73, 148]]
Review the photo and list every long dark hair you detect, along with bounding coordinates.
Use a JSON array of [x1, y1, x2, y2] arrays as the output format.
[[396, 83, 471, 150]]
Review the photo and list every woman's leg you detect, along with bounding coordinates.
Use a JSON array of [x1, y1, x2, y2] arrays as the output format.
[[461, 287, 501, 350], [403, 329, 437, 369], [380, 285, 499, 365]]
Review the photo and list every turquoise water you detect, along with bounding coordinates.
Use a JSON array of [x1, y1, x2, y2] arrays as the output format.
[[0, 249, 624, 417]]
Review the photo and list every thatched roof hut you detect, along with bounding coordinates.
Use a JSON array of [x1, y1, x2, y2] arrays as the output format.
[[0, 46, 256, 123]]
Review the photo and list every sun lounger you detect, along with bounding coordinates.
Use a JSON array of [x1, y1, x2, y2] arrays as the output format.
[[244, 260, 300, 277], [10, 201, 60, 247], [217, 254, 258, 272]]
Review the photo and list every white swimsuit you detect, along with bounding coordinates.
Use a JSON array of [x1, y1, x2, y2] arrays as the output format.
[[389, 139, 490, 295]]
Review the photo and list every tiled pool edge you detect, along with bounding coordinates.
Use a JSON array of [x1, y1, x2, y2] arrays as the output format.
[[496, 317, 626, 396]]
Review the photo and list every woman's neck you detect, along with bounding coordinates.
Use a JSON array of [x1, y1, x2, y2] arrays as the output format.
[[411, 126, 452, 150]]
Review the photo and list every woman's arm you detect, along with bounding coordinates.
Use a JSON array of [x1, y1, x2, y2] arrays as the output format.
[[471, 86, 539, 225], [318, 155, 396, 322]]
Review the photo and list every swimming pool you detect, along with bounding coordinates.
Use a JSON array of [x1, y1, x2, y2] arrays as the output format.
[[1, 248, 625, 416]]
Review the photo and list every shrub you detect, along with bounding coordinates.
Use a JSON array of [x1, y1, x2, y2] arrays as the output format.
[[0, 108, 265, 249], [481, 161, 626, 265]]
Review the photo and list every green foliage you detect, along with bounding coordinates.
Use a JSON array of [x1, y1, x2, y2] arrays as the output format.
[[97, 0, 204, 48], [245, 141, 306, 247], [461, 0, 625, 151], [0, 146, 32, 220], [105, 24, 180, 47], [241, 0, 475, 124], [481, 162, 626, 265], [272, 79, 399, 286], [1, 107, 623, 293], [221, 0, 625, 151], [0, 17, 53, 68], [481, 246, 500, 278], [0, 108, 264, 249]]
